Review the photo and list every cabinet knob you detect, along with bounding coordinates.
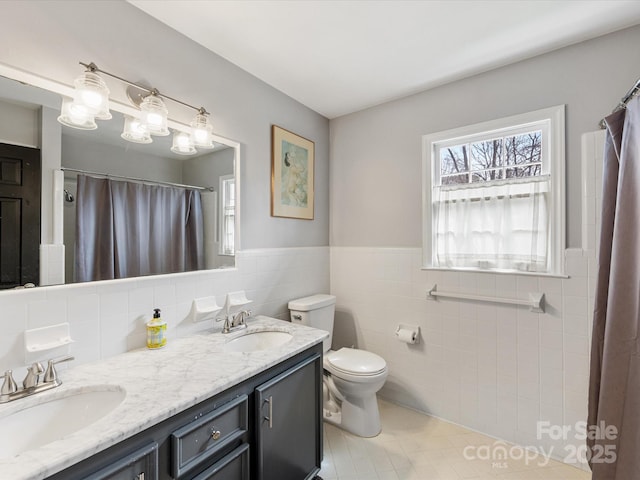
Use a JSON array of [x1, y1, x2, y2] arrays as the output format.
[[211, 429, 222, 440]]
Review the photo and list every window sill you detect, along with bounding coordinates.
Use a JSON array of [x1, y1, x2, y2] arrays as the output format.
[[422, 266, 569, 279]]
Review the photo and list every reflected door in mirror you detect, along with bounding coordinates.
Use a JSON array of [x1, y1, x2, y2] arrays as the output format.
[[0, 143, 41, 288]]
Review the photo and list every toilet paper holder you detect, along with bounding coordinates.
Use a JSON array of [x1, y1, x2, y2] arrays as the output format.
[[395, 324, 420, 344]]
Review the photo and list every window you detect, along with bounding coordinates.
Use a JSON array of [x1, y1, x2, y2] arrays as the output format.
[[219, 175, 235, 256], [422, 105, 565, 275]]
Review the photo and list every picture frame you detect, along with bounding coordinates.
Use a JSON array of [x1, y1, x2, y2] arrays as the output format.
[[271, 125, 315, 220]]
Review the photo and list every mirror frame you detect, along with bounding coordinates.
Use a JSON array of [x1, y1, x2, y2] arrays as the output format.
[[0, 61, 241, 287]]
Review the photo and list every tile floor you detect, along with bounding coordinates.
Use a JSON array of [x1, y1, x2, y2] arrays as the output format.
[[319, 400, 591, 480]]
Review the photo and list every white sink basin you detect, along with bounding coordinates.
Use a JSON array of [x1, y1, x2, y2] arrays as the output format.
[[0, 386, 126, 459], [224, 330, 293, 352]]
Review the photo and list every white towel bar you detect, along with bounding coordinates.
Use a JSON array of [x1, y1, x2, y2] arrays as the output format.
[[427, 284, 545, 313]]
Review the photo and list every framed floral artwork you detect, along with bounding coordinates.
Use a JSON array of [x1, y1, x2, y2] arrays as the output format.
[[271, 125, 315, 219]]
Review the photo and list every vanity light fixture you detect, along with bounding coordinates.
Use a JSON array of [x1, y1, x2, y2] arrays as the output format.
[[139, 91, 169, 136], [58, 61, 215, 154], [190, 111, 215, 149], [73, 70, 111, 120]]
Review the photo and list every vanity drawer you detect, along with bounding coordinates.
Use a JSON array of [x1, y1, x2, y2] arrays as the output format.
[[89, 442, 158, 480], [171, 394, 248, 478], [192, 443, 250, 480]]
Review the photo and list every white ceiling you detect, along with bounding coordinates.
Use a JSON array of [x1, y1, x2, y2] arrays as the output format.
[[129, 0, 640, 119]]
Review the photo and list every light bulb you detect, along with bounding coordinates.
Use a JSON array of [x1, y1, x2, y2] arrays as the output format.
[[121, 115, 152, 144], [57, 97, 97, 130], [73, 71, 110, 119], [140, 94, 169, 136], [171, 131, 197, 155], [80, 90, 102, 109], [190, 112, 214, 148]]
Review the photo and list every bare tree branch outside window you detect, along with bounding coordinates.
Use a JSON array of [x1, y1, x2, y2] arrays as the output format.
[[439, 130, 542, 185]]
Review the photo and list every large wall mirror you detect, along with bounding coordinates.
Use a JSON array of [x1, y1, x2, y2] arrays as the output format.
[[0, 68, 240, 289]]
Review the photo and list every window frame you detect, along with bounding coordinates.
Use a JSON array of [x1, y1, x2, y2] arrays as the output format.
[[422, 105, 566, 276], [218, 174, 235, 256]]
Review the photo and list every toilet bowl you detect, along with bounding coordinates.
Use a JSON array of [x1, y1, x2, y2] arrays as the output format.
[[288, 294, 388, 437]]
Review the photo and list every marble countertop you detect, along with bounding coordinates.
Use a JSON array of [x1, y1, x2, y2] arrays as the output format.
[[0, 316, 328, 480]]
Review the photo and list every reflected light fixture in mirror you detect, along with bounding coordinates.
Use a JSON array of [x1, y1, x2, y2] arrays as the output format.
[[121, 115, 152, 144], [58, 97, 97, 130], [171, 130, 197, 155], [57, 61, 215, 156]]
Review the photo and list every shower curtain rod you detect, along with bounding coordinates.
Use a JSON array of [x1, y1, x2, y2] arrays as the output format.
[[600, 76, 640, 129], [60, 167, 214, 192]]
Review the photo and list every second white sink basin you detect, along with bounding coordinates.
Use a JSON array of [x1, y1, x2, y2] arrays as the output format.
[[224, 330, 293, 352], [0, 386, 126, 459]]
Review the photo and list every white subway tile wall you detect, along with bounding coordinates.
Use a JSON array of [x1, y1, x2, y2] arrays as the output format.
[[328, 131, 605, 470], [330, 247, 592, 469], [0, 247, 329, 381]]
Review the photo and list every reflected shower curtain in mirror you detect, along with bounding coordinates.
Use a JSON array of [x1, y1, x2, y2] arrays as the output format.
[[588, 97, 640, 479], [75, 175, 204, 282]]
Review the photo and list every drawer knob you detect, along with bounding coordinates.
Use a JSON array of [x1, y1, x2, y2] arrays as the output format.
[[211, 429, 222, 440]]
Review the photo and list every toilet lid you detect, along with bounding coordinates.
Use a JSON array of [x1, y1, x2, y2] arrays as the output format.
[[326, 348, 387, 376]]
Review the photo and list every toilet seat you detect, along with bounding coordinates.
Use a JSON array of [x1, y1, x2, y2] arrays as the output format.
[[325, 348, 387, 380]]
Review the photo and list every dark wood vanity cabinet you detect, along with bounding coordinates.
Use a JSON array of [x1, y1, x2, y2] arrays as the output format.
[[255, 354, 322, 480], [47, 344, 322, 480]]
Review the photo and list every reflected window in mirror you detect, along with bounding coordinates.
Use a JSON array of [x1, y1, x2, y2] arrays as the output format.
[[220, 174, 235, 256]]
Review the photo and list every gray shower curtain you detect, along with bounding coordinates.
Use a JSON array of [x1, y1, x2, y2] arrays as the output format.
[[588, 97, 640, 479], [75, 175, 204, 282]]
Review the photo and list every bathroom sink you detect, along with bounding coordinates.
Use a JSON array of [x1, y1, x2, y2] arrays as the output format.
[[224, 330, 293, 352], [0, 386, 126, 459]]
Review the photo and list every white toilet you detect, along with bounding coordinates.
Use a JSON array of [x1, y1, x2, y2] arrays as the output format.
[[288, 294, 388, 437]]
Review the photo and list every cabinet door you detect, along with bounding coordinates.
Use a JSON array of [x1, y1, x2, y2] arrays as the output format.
[[88, 442, 158, 480], [255, 353, 322, 480]]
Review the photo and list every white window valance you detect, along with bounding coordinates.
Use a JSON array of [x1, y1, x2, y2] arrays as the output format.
[[433, 176, 550, 272]]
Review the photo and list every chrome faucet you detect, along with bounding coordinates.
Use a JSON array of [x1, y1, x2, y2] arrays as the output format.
[[22, 362, 44, 389], [216, 310, 252, 334], [232, 309, 251, 328], [0, 355, 74, 404]]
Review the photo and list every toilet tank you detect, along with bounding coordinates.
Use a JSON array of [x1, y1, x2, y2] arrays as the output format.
[[288, 294, 336, 353]]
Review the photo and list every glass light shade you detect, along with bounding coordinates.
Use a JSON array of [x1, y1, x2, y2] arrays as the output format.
[[190, 113, 215, 148], [140, 94, 169, 136], [171, 131, 197, 155], [121, 115, 152, 144], [57, 97, 97, 130], [73, 71, 110, 118]]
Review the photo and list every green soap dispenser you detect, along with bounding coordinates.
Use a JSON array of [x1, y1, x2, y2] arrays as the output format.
[[146, 308, 167, 349]]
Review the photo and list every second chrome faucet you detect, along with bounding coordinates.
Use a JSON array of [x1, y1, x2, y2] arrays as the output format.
[[217, 310, 252, 334]]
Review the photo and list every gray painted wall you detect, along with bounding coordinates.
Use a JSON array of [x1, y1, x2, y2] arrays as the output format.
[[61, 135, 183, 183], [0, 0, 329, 250], [0, 99, 39, 147], [330, 25, 640, 248]]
